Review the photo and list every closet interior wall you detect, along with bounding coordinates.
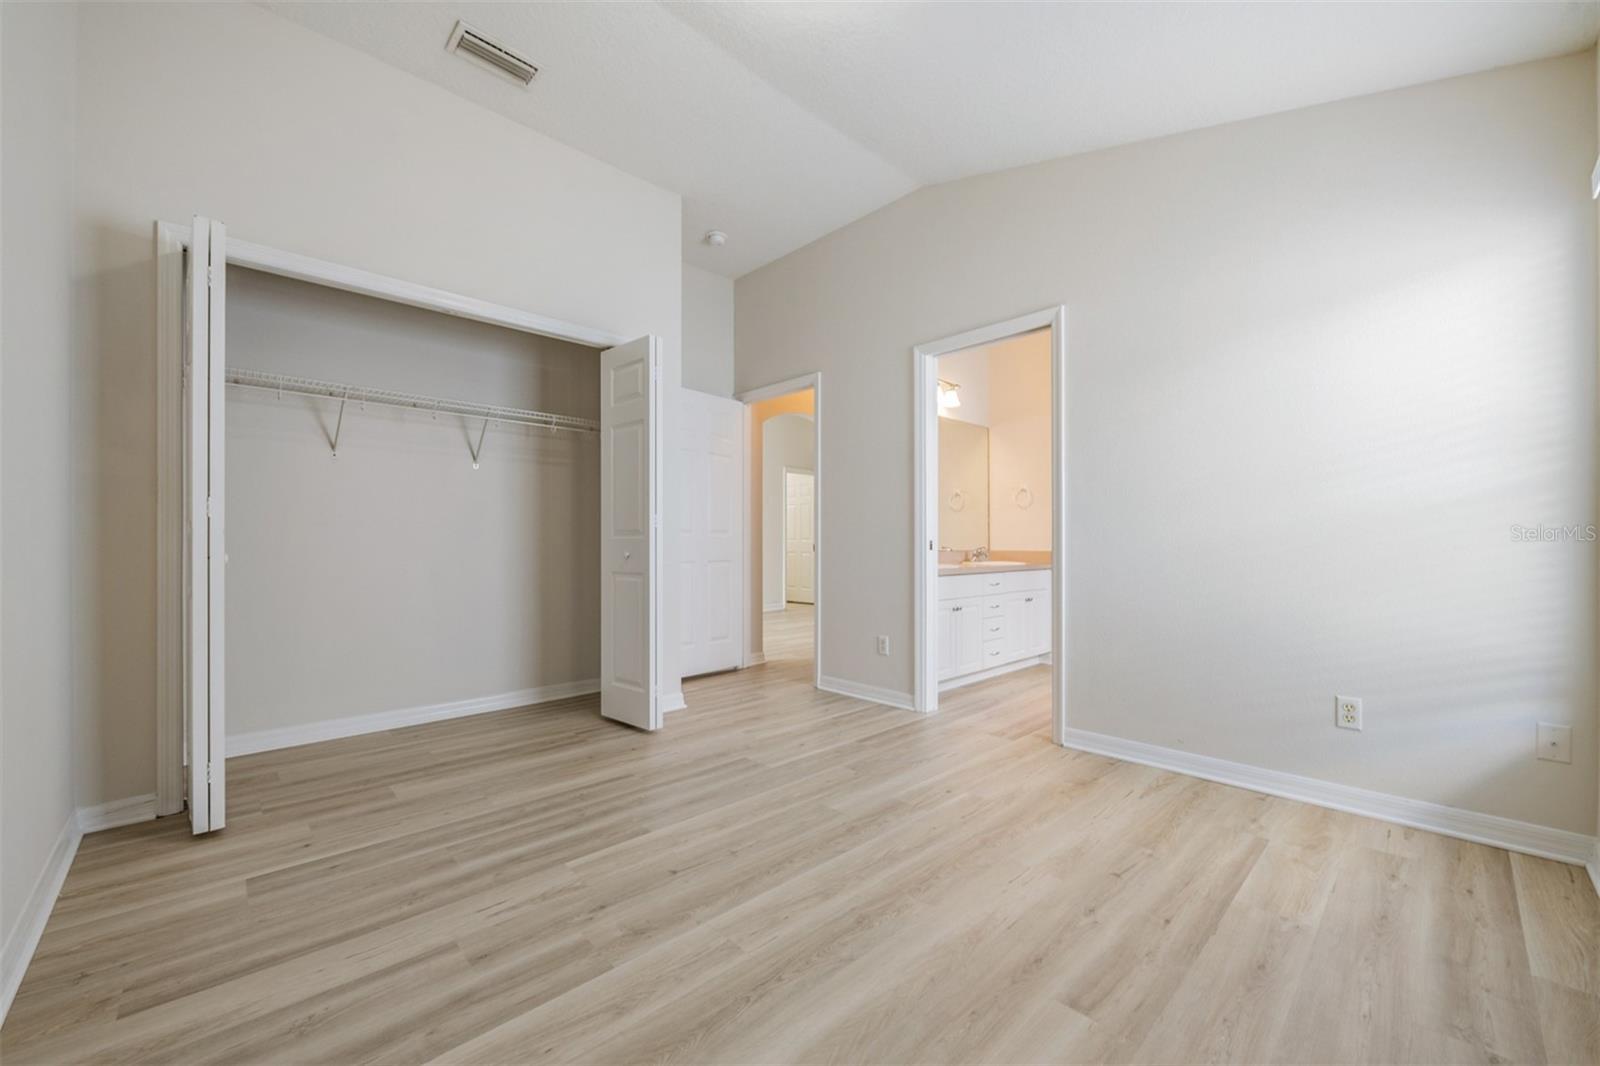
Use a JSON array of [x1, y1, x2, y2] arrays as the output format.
[[225, 268, 601, 746]]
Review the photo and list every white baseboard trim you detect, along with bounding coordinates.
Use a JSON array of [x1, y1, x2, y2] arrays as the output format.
[[662, 691, 687, 713], [763, 601, 785, 613], [228, 680, 601, 756], [818, 674, 916, 712], [744, 652, 767, 667], [939, 654, 1050, 692], [1, 813, 81, 1025], [77, 793, 158, 833], [1060, 727, 1598, 868], [1588, 840, 1599, 897]]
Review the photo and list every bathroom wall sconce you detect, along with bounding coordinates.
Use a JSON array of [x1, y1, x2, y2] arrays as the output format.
[[937, 379, 962, 409]]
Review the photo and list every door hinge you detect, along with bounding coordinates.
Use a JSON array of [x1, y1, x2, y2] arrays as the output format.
[[206, 762, 213, 784], [206, 496, 214, 519]]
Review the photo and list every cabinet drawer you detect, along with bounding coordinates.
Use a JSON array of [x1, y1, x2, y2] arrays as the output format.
[[981, 598, 1007, 618], [981, 638, 1009, 665], [986, 568, 1051, 595], [975, 574, 1011, 596], [981, 616, 1007, 640], [941, 567, 1051, 602], [1011, 569, 1051, 595], [938, 573, 989, 601]]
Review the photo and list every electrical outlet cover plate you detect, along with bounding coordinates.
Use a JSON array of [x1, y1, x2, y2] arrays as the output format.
[[1335, 696, 1363, 731], [1536, 722, 1572, 764], [877, 635, 890, 656]]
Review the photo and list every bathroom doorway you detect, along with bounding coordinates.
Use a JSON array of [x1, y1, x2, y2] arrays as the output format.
[[912, 308, 1067, 742]]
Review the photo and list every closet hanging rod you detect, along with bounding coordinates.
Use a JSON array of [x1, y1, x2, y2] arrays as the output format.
[[224, 367, 600, 434]]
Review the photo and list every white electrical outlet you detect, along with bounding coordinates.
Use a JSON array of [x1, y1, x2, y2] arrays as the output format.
[[877, 635, 890, 656], [1335, 696, 1363, 731], [1536, 722, 1572, 763]]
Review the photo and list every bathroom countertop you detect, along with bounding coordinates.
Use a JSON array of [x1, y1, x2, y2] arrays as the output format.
[[938, 561, 1052, 577]]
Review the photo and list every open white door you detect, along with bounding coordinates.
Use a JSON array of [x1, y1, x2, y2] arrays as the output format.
[[184, 217, 226, 833], [600, 336, 661, 730]]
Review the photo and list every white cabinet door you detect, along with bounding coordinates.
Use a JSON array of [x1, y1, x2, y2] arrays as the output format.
[[952, 599, 983, 676], [1022, 589, 1051, 657], [678, 388, 743, 678], [600, 336, 661, 731], [937, 599, 984, 679]]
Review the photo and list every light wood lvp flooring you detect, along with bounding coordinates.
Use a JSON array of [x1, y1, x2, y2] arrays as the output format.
[[3, 655, 1598, 1063]]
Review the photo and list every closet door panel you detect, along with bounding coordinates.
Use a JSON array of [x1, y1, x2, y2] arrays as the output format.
[[600, 336, 661, 730], [184, 215, 226, 834]]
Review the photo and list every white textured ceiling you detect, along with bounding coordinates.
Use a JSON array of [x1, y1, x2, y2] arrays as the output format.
[[265, 2, 1599, 278]]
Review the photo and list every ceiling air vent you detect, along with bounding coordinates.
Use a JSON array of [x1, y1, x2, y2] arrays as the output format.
[[446, 20, 538, 86]]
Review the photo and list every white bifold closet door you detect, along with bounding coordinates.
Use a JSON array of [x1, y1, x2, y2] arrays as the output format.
[[184, 216, 227, 834], [600, 336, 663, 730], [679, 389, 743, 677]]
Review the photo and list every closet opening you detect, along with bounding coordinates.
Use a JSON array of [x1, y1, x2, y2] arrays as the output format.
[[223, 267, 604, 753], [154, 219, 664, 833]]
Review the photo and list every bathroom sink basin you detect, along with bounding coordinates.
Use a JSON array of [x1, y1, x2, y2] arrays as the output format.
[[956, 560, 1018, 568]]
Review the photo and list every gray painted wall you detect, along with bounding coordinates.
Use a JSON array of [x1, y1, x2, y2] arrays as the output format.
[[226, 269, 600, 739], [2, 0, 79, 982], [69, 1, 683, 807], [736, 54, 1599, 834], [683, 263, 734, 397]]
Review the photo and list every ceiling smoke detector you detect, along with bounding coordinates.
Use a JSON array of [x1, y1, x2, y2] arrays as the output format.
[[446, 20, 538, 86], [703, 230, 728, 247]]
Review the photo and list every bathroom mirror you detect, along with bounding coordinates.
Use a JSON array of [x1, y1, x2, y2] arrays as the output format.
[[938, 418, 989, 550]]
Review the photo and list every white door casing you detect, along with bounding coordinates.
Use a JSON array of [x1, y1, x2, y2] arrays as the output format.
[[600, 336, 662, 730], [184, 216, 227, 834], [784, 469, 815, 604], [680, 388, 744, 677]]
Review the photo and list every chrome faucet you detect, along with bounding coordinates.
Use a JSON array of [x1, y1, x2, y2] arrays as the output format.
[[970, 546, 990, 562]]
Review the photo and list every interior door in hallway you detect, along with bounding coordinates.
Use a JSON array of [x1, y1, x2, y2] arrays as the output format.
[[679, 388, 743, 676], [784, 469, 815, 604]]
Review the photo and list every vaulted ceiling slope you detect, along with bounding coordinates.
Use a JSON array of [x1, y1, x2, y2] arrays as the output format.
[[265, 2, 1599, 278]]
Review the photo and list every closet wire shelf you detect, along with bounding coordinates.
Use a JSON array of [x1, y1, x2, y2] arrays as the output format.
[[226, 368, 599, 433], [225, 367, 598, 466]]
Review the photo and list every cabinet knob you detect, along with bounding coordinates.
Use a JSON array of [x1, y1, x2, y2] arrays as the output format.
[[952, 605, 962, 612], [1025, 597, 1033, 603]]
